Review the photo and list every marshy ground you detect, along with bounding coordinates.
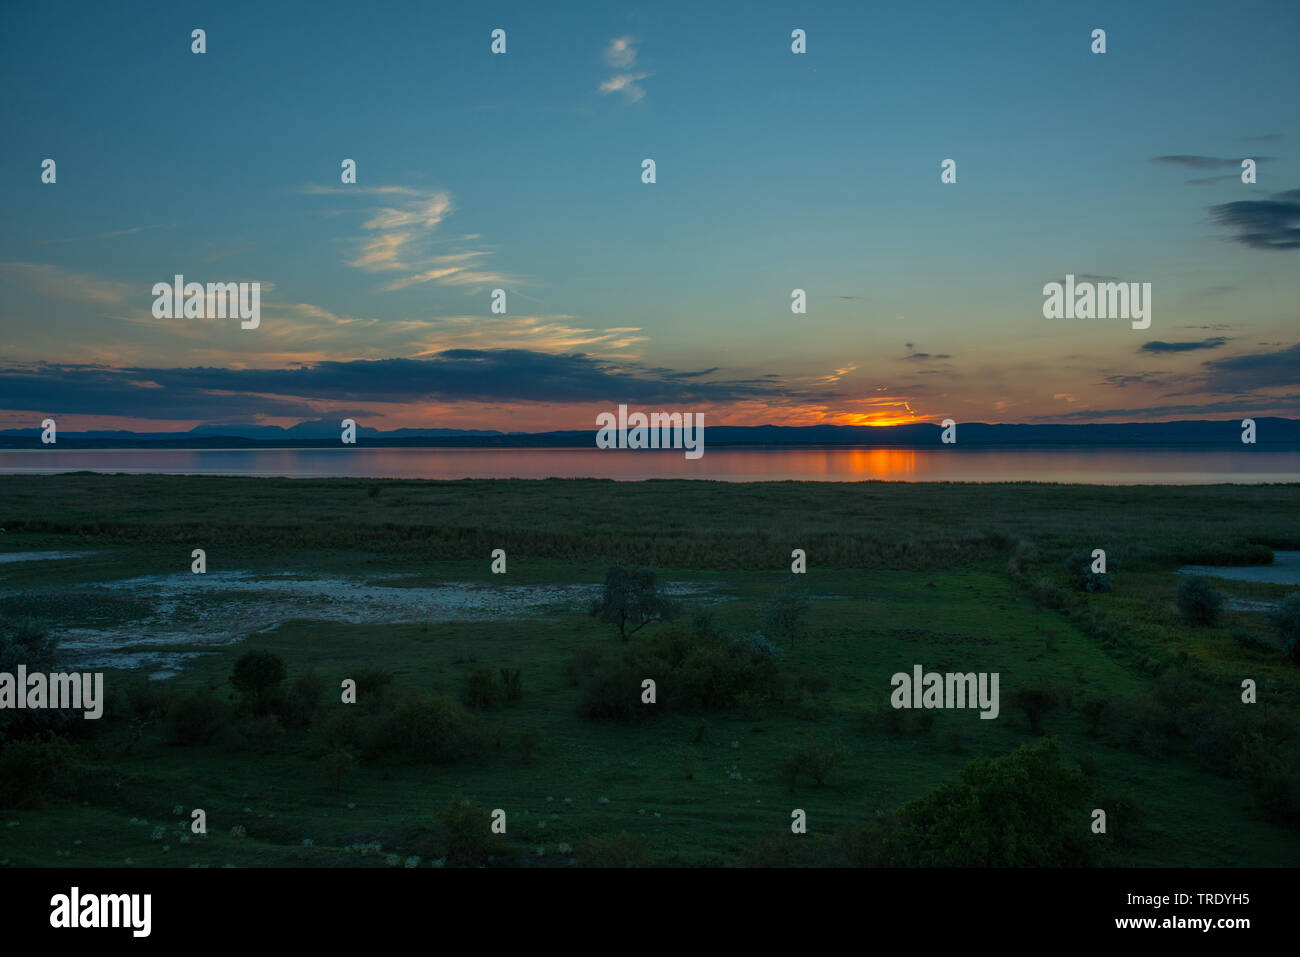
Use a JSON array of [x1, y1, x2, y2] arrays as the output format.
[[1, 474, 1297, 867]]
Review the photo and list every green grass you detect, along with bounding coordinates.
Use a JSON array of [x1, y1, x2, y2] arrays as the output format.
[[1, 475, 1298, 867]]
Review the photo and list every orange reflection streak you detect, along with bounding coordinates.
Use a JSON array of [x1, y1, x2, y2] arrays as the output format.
[[843, 448, 918, 476]]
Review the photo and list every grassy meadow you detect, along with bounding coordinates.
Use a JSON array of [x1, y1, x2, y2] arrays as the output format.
[[1, 473, 1298, 867]]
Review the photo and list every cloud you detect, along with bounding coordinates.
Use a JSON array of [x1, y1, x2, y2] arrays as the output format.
[[900, 344, 951, 361], [1199, 342, 1300, 392], [1208, 188, 1300, 250], [599, 72, 651, 103], [1152, 155, 1245, 170], [307, 185, 522, 290], [599, 36, 650, 102], [0, 351, 815, 420], [0, 262, 131, 306], [1139, 337, 1229, 354], [1098, 372, 1170, 388], [604, 36, 638, 68], [35, 224, 172, 246]]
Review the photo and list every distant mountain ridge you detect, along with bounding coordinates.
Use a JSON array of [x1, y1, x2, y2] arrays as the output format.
[[2, 418, 1298, 448]]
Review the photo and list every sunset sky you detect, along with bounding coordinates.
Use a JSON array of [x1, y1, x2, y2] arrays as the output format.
[[2, 0, 1298, 433]]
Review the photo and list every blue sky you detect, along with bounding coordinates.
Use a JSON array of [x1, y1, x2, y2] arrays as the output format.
[[1, 0, 1297, 431]]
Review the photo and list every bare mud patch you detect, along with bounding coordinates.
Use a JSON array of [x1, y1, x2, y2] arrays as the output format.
[[32, 570, 721, 675]]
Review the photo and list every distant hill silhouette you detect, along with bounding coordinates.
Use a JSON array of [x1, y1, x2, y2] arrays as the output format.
[[2, 418, 1298, 448]]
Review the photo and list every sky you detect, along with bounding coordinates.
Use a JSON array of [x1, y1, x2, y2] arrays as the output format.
[[1, 0, 1298, 433]]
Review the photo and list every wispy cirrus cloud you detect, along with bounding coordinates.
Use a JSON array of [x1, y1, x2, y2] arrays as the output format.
[[599, 36, 651, 103], [303, 184, 522, 292], [0, 262, 131, 306]]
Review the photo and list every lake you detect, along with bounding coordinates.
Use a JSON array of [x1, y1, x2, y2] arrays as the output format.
[[1, 445, 1299, 483]]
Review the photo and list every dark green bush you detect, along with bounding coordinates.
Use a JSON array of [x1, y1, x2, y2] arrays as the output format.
[[163, 691, 229, 746], [577, 831, 652, 867], [897, 739, 1092, 866], [439, 798, 509, 867], [1064, 550, 1114, 593], [780, 741, 845, 792], [1177, 576, 1222, 626], [1231, 628, 1275, 654], [230, 650, 287, 712], [461, 666, 502, 710], [353, 668, 396, 713], [499, 668, 523, 702], [363, 694, 481, 765], [578, 625, 788, 723], [1011, 684, 1058, 733], [0, 734, 78, 808]]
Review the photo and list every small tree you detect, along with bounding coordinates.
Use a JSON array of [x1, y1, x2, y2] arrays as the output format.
[[590, 566, 679, 641], [1177, 576, 1222, 626], [761, 577, 811, 646], [230, 650, 287, 713]]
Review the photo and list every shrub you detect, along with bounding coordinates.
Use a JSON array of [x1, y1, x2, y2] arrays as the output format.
[[163, 692, 229, 746], [279, 668, 325, 730], [1231, 628, 1275, 654], [780, 742, 845, 792], [898, 739, 1092, 866], [0, 734, 78, 808], [499, 668, 523, 702], [577, 831, 651, 867], [1177, 576, 1222, 626], [1267, 592, 1300, 663], [353, 668, 396, 713], [219, 713, 285, 754], [363, 694, 481, 765], [1011, 684, 1058, 733], [579, 625, 790, 723], [439, 798, 509, 867], [461, 666, 502, 710], [839, 817, 906, 867], [316, 709, 364, 753], [1064, 550, 1114, 593], [578, 659, 644, 723], [1093, 790, 1144, 847], [230, 650, 287, 712], [761, 577, 811, 646], [0, 617, 63, 737], [123, 678, 171, 721], [1028, 576, 1068, 610]]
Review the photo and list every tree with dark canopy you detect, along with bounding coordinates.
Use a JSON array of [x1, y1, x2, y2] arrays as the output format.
[[590, 565, 679, 641]]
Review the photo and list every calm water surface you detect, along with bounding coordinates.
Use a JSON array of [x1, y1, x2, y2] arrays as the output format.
[[2, 446, 1298, 483]]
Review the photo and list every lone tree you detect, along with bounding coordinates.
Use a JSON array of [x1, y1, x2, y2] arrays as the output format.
[[590, 565, 679, 641], [230, 650, 287, 713]]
